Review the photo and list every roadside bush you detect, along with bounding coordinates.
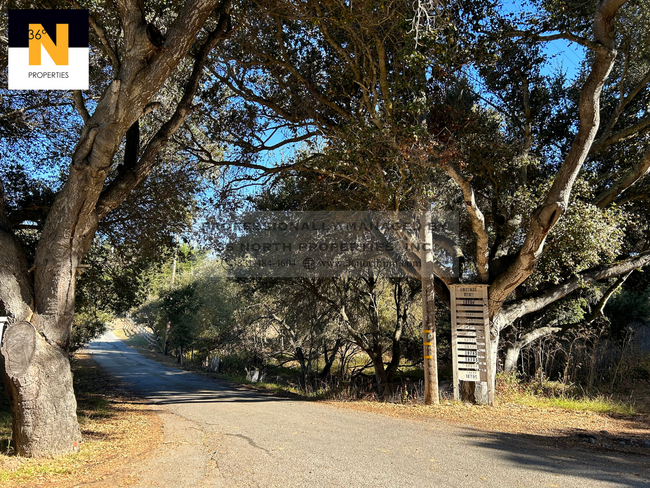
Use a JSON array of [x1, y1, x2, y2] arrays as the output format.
[[70, 309, 112, 352]]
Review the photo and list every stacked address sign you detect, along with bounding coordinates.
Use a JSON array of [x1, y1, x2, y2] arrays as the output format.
[[449, 284, 494, 405]]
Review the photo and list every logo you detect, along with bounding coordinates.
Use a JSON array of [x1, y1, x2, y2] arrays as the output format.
[[8, 9, 89, 90]]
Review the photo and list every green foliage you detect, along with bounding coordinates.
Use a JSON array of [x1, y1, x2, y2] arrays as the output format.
[[534, 183, 626, 285], [161, 283, 201, 349], [133, 257, 242, 356], [70, 309, 112, 353]]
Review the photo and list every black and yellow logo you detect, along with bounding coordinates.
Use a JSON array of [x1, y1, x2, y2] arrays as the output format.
[[8, 9, 89, 90]]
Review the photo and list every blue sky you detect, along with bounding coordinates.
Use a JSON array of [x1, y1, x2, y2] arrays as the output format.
[[500, 0, 585, 79]]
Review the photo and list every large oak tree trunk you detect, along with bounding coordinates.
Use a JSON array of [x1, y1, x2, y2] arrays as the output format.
[[1, 322, 80, 457]]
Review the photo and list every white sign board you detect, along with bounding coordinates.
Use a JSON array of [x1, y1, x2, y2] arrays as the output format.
[[449, 285, 494, 405]]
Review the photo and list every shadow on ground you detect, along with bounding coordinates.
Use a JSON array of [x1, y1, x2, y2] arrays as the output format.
[[460, 429, 650, 487], [88, 332, 297, 405]]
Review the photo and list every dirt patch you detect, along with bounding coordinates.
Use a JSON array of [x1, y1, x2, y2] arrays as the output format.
[[0, 353, 163, 488]]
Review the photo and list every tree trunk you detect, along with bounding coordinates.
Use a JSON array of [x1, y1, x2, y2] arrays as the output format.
[[370, 352, 391, 398], [296, 346, 308, 388], [504, 342, 522, 373], [364, 275, 394, 398], [319, 339, 341, 380], [0, 322, 81, 457], [0, 0, 228, 457], [386, 281, 408, 384], [503, 326, 563, 373], [385, 333, 402, 384]]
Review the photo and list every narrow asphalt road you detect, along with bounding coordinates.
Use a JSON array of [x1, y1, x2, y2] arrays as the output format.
[[88, 331, 650, 487]]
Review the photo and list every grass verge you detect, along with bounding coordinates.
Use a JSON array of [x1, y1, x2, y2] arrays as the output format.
[[0, 353, 162, 488], [495, 372, 639, 416], [504, 393, 636, 415]]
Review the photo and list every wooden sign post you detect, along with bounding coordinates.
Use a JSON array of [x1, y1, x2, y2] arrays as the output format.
[[449, 284, 494, 405]]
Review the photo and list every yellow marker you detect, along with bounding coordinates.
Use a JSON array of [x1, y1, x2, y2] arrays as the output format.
[[423, 330, 431, 333], [423, 342, 431, 346], [424, 355, 433, 359]]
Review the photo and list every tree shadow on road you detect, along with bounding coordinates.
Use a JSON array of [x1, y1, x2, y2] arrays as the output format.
[[460, 429, 650, 487], [89, 343, 301, 405]]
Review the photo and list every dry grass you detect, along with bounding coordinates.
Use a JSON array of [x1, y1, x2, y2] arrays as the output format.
[[0, 353, 163, 488]]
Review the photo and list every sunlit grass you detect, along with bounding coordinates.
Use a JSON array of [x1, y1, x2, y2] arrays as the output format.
[[495, 372, 637, 415], [0, 455, 79, 483], [507, 393, 636, 415], [112, 326, 151, 349]]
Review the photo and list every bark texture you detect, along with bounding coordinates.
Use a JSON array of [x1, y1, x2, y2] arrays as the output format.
[[1, 322, 81, 457]]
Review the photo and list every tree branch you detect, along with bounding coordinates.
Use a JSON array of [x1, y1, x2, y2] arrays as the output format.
[[489, 0, 627, 316], [591, 115, 650, 152], [72, 0, 121, 71], [96, 7, 232, 219], [499, 251, 650, 327], [503, 268, 631, 371], [585, 270, 631, 321], [593, 148, 650, 207], [505, 30, 599, 51], [443, 162, 489, 283], [72, 91, 90, 123], [593, 53, 648, 149]]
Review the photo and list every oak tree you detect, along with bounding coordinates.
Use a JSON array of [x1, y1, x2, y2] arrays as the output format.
[[205, 0, 650, 401], [0, 0, 232, 456]]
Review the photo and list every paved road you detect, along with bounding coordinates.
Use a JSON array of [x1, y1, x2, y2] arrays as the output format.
[[88, 331, 650, 487]]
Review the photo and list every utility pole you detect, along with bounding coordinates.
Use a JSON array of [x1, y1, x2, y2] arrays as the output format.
[[421, 210, 439, 405], [163, 238, 179, 355]]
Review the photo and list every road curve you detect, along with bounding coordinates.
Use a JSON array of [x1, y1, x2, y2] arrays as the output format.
[[88, 331, 650, 487]]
